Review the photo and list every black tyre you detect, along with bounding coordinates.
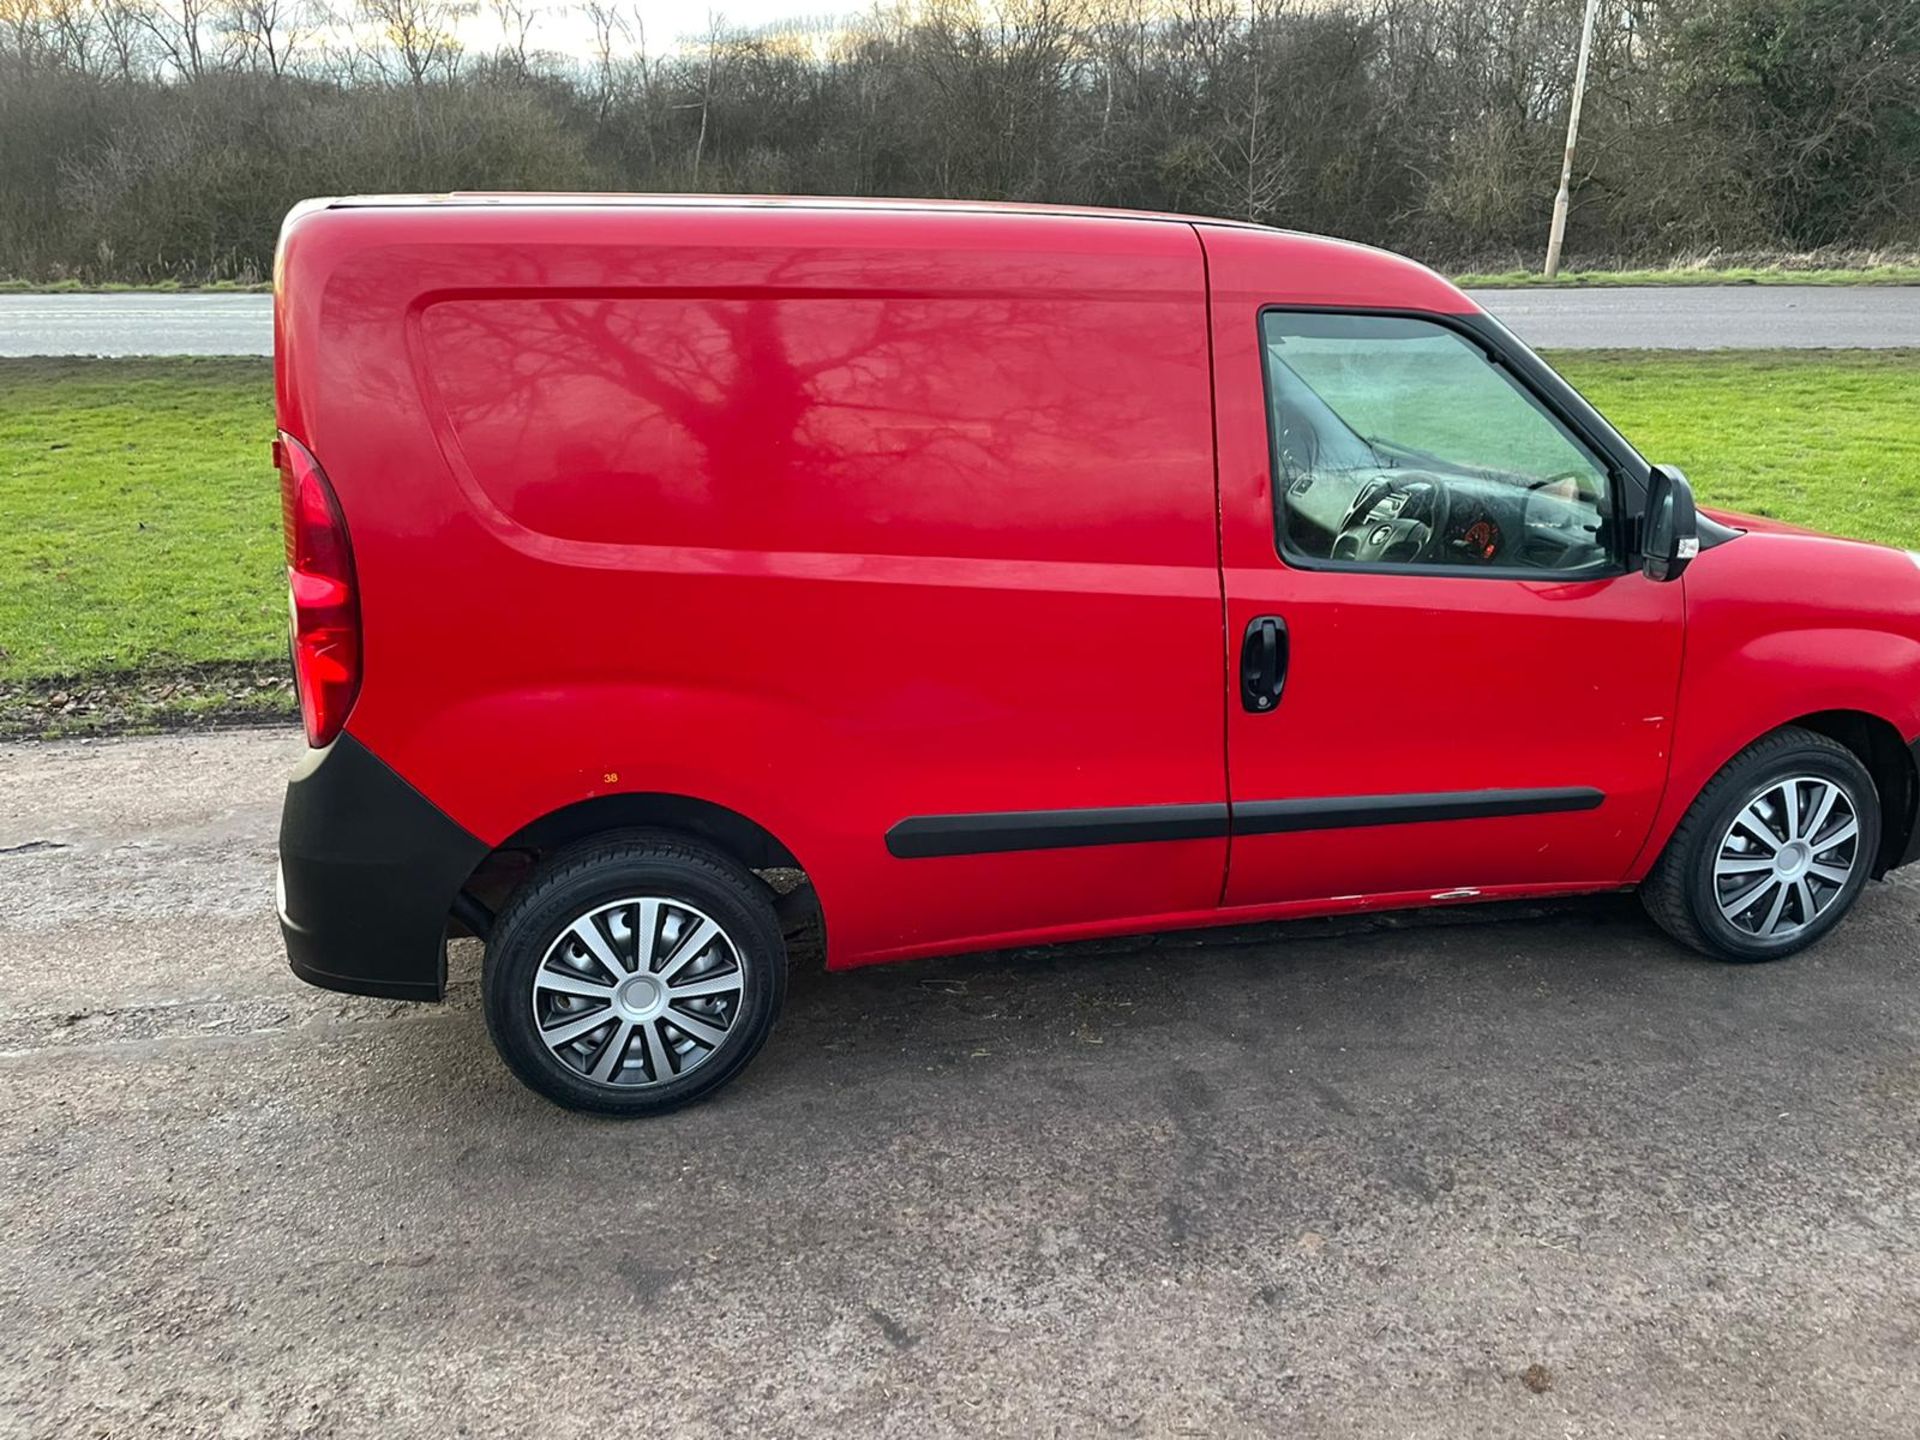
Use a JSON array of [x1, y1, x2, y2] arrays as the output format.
[[1641, 726, 1879, 962], [483, 833, 787, 1115]]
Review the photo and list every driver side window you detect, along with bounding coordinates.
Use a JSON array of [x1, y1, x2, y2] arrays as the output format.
[[1262, 312, 1614, 574]]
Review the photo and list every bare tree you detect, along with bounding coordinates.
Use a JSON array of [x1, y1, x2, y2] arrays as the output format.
[[4, 0, 1919, 286], [581, 0, 625, 120], [94, 0, 144, 77], [359, 0, 472, 85], [229, 0, 309, 74], [133, 0, 230, 76], [690, 9, 723, 186], [40, 0, 102, 74], [1227, 0, 1290, 222], [628, 5, 654, 166], [488, 0, 533, 72]]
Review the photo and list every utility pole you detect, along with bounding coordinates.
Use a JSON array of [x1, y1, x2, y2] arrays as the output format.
[[1543, 0, 1601, 279]]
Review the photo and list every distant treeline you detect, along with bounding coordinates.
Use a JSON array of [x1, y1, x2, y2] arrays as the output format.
[[2, 0, 1916, 283]]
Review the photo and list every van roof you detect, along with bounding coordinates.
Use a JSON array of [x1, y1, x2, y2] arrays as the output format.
[[285, 193, 1466, 319], [322, 192, 1279, 234]]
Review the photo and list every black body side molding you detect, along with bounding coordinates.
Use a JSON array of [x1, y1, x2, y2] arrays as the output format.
[[886, 787, 1606, 859], [1232, 787, 1603, 836], [886, 803, 1228, 859]]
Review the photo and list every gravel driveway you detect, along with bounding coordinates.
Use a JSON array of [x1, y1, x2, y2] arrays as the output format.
[[3, 729, 1918, 1436]]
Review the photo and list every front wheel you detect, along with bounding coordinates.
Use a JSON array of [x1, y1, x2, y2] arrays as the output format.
[[1642, 726, 1879, 962], [483, 834, 787, 1115]]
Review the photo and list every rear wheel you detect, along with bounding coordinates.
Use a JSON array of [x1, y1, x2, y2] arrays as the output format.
[[1642, 726, 1878, 962], [483, 834, 786, 1115]]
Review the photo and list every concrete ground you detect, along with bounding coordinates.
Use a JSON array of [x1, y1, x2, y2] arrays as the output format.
[[2, 728, 1918, 1437], [5, 286, 1920, 356]]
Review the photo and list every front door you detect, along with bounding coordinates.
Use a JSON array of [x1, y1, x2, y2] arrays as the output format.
[[1208, 271, 1686, 909]]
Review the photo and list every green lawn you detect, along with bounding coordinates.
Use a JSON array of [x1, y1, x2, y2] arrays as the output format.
[[1, 351, 1916, 726], [1552, 349, 1920, 548], [0, 357, 282, 682]]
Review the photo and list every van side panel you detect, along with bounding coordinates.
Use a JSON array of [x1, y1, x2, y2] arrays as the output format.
[[277, 204, 1227, 967]]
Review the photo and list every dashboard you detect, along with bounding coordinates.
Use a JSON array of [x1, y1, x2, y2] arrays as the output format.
[[1283, 468, 1611, 573]]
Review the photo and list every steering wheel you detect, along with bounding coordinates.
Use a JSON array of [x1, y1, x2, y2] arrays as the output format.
[[1331, 479, 1451, 566]]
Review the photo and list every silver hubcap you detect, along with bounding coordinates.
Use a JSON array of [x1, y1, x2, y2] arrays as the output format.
[[1714, 776, 1861, 940], [531, 897, 746, 1087]]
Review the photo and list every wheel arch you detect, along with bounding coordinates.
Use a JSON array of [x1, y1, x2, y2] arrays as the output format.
[[1788, 710, 1918, 878], [1643, 709, 1918, 881], [500, 792, 804, 870], [454, 791, 823, 946]]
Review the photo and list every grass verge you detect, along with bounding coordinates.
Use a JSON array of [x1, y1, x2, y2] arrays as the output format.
[[1, 357, 288, 738], [0, 278, 271, 293], [2, 350, 1917, 739], [1457, 265, 1920, 289], [8, 270, 1916, 292]]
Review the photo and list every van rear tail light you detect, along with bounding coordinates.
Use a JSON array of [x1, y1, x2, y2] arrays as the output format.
[[276, 434, 361, 748]]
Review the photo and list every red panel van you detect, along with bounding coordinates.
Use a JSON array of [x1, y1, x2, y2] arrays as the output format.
[[274, 195, 1920, 1114]]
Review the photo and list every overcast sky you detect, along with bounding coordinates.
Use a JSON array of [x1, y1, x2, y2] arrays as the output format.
[[466, 1, 858, 58]]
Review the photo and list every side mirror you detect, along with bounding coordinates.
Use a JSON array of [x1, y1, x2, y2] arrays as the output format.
[[1642, 464, 1699, 582]]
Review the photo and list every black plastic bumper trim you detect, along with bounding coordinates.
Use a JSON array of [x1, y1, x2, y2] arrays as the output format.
[[278, 732, 490, 1003], [288, 954, 443, 1002], [886, 786, 1605, 859]]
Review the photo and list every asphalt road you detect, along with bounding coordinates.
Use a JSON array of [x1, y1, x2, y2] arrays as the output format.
[[4, 728, 1920, 1436], [1475, 285, 1920, 350], [0, 292, 273, 358], [4, 287, 1920, 356]]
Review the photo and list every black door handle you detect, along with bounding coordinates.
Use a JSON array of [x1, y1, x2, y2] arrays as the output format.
[[1240, 616, 1288, 713]]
